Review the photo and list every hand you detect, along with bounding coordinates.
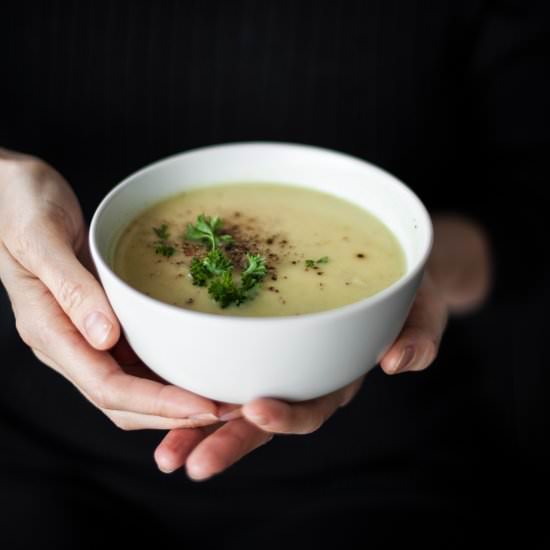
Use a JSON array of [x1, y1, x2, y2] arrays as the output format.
[[154, 272, 451, 481], [0, 151, 489, 480], [0, 151, 220, 430], [154, 214, 491, 480]]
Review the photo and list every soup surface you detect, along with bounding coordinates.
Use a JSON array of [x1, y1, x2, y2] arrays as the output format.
[[112, 183, 406, 316]]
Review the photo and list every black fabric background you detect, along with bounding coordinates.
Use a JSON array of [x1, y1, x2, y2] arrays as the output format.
[[0, 1, 548, 548]]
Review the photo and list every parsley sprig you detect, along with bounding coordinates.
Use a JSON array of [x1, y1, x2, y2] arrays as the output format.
[[153, 224, 170, 240], [185, 214, 233, 250], [208, 271, 242, 308], [185, 214, 266, 308], [241, 253, 267, 291], [305, 256, 329, 268], [190, 249, 233, 287], [190, 251, 267, 308], [152, 224, 175, 257]]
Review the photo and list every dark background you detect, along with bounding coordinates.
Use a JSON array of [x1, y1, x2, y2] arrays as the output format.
[[0, 1, 548, 548]]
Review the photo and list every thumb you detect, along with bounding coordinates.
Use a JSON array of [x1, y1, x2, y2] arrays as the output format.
[[380, 274, 448, 375], [10, 221, 120, 350]]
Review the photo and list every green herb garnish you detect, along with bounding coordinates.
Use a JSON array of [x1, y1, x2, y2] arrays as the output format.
[[155, 242, 175, 257], [189, 249, 233, 286], [203, 248, 234, 275], [191, 252, 267, 308], [186, 216, 267, 308], [153, 224, 175, 257], [241, 253, 267, 291], [152, 216, 267, 307], [185, 214, 233, 250], [189, 256, 211, 286], [208, 271, 242, 308], [153, 224, 170, 240], [305, 256, 329, 268]]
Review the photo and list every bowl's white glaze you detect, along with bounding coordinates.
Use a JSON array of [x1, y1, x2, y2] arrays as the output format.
[[90, 142, 432, 404]]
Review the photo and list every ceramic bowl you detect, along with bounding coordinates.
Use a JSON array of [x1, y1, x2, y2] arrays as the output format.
[[90, 142, 432, 404]]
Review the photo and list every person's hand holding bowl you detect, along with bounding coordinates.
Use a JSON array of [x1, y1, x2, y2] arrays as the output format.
[[0, 144, 491, 481]]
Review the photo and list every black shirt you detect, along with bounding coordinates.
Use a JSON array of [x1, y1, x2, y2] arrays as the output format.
[[1, 1, 548, 547]]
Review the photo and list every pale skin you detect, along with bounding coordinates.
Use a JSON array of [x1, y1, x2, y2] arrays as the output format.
[[0, 150, 492, 480]]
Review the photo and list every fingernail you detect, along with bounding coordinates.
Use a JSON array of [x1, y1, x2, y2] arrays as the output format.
[[393, 346, 416, 373], [219, 408, 242, 422], [188, 413, 219, 422], [84, 311, 112, 347]]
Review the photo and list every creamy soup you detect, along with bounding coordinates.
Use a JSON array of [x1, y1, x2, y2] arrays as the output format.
[[112, 183, 406, 316]]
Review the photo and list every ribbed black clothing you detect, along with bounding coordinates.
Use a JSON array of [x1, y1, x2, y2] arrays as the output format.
[[0, 1, 548, 548]]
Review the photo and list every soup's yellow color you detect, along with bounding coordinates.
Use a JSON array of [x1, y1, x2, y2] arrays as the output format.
[[112, 183, 406, 316]]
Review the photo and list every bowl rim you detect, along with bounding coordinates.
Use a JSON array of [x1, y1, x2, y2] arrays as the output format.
[[89, 141, 433, 324]]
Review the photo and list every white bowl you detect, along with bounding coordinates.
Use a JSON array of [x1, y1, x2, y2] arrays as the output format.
[[90, 142, 432, 404]]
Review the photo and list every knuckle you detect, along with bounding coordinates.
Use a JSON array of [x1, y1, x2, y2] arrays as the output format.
[[13, 286, 79, 352], [11, 222, 40, 263], [57, 277, 86, 315], [0, 155, 41, 180], [15, 157, 50, 184], [153, 385, 176, 417], [89, 382, 112, 410]]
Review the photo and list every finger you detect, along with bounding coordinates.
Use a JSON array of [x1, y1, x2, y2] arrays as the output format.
[[53, 328, 219, 419], [31, 348, 219, 431], [380, 274, 448, 375], [0, 247, 218, 420], [242, 376, 364, 435], [154, 428, 210, 474], [218, 403, 243, 422], [5, 216, 120, 350], [185, 419, 273, 481], [107, 410, 220, 432], [78, 353, 218, 420]]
